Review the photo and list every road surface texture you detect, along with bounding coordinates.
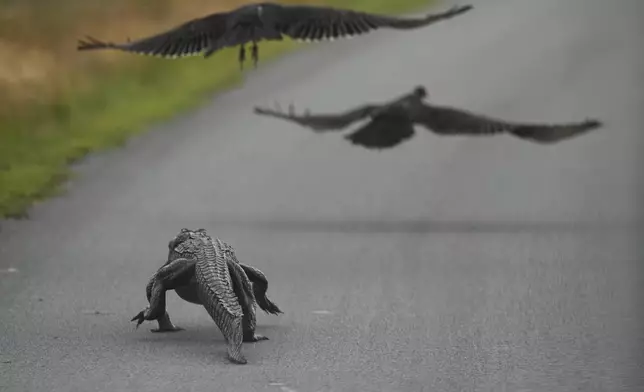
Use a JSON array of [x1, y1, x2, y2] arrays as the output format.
[[1, 0, 643, 391]]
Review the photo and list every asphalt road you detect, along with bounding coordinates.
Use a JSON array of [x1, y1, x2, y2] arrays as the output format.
[[2, 0, 644, 390]]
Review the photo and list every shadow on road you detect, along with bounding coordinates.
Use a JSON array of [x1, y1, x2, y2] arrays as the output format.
[[131, 323, 289, 344]]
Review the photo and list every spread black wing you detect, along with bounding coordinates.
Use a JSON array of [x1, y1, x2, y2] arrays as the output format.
[[254, 103, 379, 132], [344, 114, 416, 149], [270, 4, 473, 41], [77, 12, 230, 58], [412, 104, 603, 144]]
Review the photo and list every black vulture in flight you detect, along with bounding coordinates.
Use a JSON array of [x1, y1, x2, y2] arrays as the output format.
[[253, 86, 603, 149], [77, 3, 473, 69]]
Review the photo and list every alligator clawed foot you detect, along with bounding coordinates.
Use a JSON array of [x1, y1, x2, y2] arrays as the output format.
[[130, 309, 146, 329], [244, 333, 269, 342], [228, 356, 248, 365]]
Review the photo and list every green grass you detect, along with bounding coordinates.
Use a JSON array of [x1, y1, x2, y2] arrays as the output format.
[[0, 0, 435, 218]]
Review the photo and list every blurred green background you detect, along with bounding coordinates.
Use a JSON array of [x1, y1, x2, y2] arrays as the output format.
[[0, 0, 432, 218]]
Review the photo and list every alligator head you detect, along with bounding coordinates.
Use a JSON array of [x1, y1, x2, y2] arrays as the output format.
[[167, 228, 210, 260]]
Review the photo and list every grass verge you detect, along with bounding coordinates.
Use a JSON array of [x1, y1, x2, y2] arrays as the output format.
[[0, 0, 435, 218]]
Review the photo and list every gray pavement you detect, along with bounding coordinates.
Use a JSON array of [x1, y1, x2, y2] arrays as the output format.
[[1, 0, 643, 391]]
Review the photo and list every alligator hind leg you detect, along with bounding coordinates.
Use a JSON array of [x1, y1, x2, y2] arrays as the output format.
[[132, 257, 195, 331], [239, 262, 283, 315], [242, 303, 269, 342], [227, 260, 268, 343]]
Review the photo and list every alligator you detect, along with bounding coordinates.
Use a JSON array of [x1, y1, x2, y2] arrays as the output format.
[[131, 228, 283, 364]]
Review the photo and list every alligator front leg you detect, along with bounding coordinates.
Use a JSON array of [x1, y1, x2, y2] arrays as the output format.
[[132, 257, 195, 332], [140, 272, 185, 333]]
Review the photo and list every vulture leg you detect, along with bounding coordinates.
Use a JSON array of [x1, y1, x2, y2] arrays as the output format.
[[238, 45, 246, 70], [251, 41, 259, 68]]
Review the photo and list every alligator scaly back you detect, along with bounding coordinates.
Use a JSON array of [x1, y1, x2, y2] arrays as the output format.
[[194, 235, 246, 364]]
